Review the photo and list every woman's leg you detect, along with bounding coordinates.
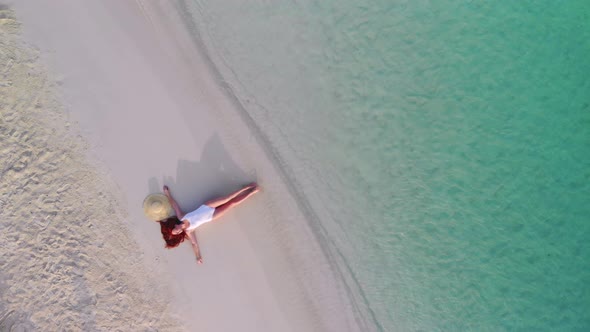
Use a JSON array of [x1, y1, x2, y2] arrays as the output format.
[[163, 185, 185, 220], [212, 185, 260, 220], [204, 183, 256, 208]]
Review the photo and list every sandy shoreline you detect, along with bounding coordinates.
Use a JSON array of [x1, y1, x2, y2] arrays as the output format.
[[4, 1, 362, 331], [0, 8, 181, 330]]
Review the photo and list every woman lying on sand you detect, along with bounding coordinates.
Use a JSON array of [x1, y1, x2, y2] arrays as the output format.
[[159, 183, 260, 264]]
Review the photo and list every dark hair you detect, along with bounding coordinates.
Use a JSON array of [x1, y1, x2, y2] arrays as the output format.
[[159, 216, 186, 248]]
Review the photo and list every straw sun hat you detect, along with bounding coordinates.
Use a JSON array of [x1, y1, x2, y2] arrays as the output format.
[[143, 193, 174, 221]]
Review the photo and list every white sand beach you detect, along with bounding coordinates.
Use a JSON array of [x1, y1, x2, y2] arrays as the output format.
[[2, 1, 360, 331]]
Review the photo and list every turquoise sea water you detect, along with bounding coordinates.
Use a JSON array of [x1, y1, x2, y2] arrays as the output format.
[[183, 1, 589, 330]]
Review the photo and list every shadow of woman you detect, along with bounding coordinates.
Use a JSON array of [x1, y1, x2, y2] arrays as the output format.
[[147, 133, 254, 212]]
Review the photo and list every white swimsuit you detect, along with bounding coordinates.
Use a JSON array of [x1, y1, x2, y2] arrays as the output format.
[[183, 205, 215, 231]]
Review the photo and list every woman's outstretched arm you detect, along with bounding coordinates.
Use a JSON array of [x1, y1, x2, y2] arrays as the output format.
[[163, 185, 185, 220], [186, 231, 203, 264]]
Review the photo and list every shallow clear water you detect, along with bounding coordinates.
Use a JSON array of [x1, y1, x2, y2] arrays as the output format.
[[185, 1, 590, 330]]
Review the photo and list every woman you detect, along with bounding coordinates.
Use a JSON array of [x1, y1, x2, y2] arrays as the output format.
[[159, 183, 260, 264]]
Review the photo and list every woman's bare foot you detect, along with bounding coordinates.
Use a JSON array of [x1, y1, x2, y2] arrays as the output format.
[[250, 184, 261, 194], [235, 183, 258, 196]]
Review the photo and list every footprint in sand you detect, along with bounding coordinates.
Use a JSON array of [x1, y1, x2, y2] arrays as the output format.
[[10, 150, 33, 172]]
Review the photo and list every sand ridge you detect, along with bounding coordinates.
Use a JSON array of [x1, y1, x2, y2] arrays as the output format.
[[0, 9, 181, 331]]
